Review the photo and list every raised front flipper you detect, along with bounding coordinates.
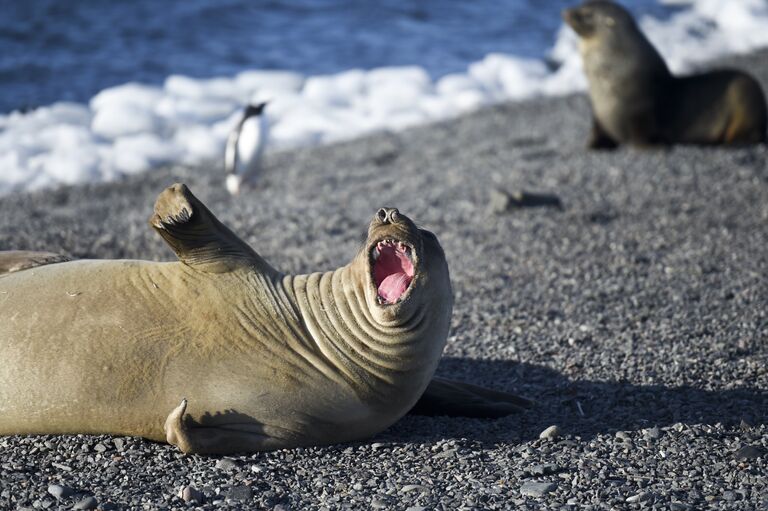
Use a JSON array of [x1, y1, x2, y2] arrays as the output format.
[[409, 376, 533, 418], [150, 183, 274, 274], [165, 399, 281, 454], [0, 251, 70, 276]]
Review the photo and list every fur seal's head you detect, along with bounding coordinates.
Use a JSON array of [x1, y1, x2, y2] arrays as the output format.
[[562, 1, 636, 40], [356, 207, 451, 325]]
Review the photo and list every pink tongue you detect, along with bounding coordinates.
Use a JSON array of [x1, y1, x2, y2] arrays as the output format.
[[378, 272, 412, 303]]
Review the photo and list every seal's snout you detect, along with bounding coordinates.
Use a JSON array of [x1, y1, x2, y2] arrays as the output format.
[[562, 5, 588, 32], [375, 207, 400, 225]]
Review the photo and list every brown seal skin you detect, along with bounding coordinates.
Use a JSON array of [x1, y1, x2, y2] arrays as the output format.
[[563, 0, 768, 149], [0, 183, 530, 455]]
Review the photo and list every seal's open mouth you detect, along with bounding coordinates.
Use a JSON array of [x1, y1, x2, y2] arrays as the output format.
[[372, 239, 415, 305]]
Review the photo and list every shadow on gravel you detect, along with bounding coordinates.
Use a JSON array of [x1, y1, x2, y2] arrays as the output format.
[[386, 357, 768, 445]]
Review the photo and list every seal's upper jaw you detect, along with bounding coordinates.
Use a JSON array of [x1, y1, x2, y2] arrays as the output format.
[[366, 208, 421, 308]]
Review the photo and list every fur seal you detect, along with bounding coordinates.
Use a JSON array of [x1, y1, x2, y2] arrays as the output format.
[[0, 184, 530, 454], [563, 1, 767, 148]]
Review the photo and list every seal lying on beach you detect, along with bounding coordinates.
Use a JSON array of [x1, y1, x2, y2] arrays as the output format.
[[0, 183, 530, 454], [563, 0, 767, 148]]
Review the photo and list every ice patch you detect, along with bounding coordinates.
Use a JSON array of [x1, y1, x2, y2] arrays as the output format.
[[1, 0, 767, 196]]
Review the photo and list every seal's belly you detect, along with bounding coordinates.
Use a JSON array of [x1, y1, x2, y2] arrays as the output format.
[[0, 260, 197, 437]]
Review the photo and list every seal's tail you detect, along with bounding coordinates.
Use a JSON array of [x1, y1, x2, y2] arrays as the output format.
[[0, 250, 71, 276]]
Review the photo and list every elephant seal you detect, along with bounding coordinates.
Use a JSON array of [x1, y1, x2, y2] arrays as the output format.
[[0, 184, 530, 454], [563, 0, 767, 148]]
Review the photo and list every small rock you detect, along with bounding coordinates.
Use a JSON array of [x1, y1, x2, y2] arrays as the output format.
[[73, 496, 98, 510], [51, 462, 73, 472], [520, 481, 557, 498], [490, 188, 563, 214], [352, 483, 363, 491], [615, 431, 631, 442], [47, 484, 74, 500], [98, 503, 118, 510], [216, 458, 239, 470], [179, 485, 204, 504], [539, 425, 560, 440], [735, 445, 766, 460], [643, 426, 660, 440], [626, 492, 651, 503], [399, 484, 427, 493], [93, 442, 108, 453], [406, 507, 427, 511], [226, 485, 253, 502], [433, 448, 456, 459], [371, 498, 388, 509], [112, 438, 125, 451], [526, 464, 558, 476], [273, 505, 290, 511]]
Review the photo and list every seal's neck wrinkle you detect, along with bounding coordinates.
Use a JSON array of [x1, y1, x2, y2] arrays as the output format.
[[282, 266, 440, 404]]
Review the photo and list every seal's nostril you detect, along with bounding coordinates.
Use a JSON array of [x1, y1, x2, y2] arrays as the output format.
[[376, 208, 388, 223], [389, 209, 400, 223]]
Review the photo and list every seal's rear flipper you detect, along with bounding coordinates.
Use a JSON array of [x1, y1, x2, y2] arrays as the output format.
[[150, 183, 274, 274], [164, 399, 279, 455], [0, 251, 70, 276], [409, 376, 533, 418]]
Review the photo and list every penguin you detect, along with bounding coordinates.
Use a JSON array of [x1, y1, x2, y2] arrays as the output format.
[[224, 102, 269, 195]]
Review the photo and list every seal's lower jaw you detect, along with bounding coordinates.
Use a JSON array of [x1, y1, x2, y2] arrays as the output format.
[[370, 239, 416, 306]]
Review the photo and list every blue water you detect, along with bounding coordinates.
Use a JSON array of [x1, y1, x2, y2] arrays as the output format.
[[2, 0, 678, 114]]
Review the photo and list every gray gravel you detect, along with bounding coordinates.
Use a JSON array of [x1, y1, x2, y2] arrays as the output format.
[[2, 50, 768, 510]]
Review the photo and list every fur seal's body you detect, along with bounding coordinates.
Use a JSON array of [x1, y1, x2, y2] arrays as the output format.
[[563, 1, 767, 148], [0, 184, 529, 454]]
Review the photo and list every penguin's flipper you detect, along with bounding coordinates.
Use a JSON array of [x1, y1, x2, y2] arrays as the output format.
[[224, 126, 240, 175]]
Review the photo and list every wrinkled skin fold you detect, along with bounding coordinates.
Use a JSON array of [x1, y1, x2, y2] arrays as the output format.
[[0, 183, 530, 454]]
